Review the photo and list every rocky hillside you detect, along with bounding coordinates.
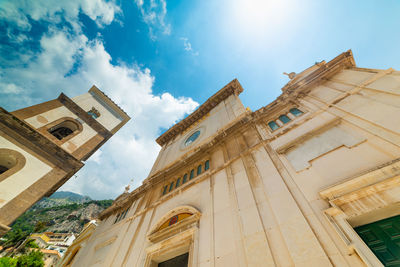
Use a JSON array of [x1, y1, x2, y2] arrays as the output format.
[[9, 191, 113, 234], [29, 191, 92, 211]]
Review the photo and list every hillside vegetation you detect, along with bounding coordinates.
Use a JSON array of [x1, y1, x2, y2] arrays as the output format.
[[1, 191, 112, 250]]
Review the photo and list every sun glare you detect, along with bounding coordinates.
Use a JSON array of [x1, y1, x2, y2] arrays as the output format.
[[231, 0, 291, 36]]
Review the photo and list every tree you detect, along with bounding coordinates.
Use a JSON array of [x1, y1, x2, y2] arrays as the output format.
[[16, 250, 44, 267], [0, 257, 18, 267], [33, 221, 47, 233], [25, 239, 39, 249], [2, 228, 29, 248]]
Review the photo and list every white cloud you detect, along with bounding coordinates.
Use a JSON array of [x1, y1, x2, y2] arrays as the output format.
[[0, 83, 22, 94], [180, 37, 199, 56], [0, 0, 120, 34], [0, 0, 198, 199], [134, 0, 171, 40]]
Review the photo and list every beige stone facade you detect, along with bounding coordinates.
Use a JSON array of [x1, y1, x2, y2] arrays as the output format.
[[0, 86, 129, 235], [66, 50, 400, 266]]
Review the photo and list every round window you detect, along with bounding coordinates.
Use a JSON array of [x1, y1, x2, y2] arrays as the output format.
[[184, 130, 201, 147]]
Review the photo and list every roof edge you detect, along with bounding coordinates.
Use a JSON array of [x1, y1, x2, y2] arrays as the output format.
[[156, 79, 244, 146], [89, 85, 131, 122]]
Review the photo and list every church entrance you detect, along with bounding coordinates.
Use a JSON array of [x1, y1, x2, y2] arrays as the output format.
[[355, 215, 400, 266], [158, 253, 189, 267]]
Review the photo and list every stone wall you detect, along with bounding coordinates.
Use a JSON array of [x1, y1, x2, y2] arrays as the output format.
[[69, 57, 400, 266]]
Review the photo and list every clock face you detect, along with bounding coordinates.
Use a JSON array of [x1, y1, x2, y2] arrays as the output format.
[[184, 130, 201, 147]]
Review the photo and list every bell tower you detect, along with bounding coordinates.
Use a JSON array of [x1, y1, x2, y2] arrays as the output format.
[[0, 85, 130, 235]]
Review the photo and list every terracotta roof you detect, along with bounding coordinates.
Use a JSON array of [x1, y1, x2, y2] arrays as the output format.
[[156, 79, 244, 146], [41, 249, 61, 257]]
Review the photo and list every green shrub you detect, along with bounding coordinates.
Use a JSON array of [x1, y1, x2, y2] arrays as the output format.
[[25, 239, 39, 249], [0, 257, 18, 267], [16, 250, 44, 267]]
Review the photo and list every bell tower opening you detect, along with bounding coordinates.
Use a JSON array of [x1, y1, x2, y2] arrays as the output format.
[[48, 120, 79, 140]]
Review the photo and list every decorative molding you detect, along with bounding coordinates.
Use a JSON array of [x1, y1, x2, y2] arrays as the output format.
[[156, 79, 244, 146], [11, 99, 62, 120], [0, 168, 68, 226], [89, 85, 130, 122], [320, 158, 400, 201], [0, 148, 26, 183], [319, 158, 400, 224], [58, 93, 112, 139], [36, 117, 83, 146], [144, 227, 197, 267], [0, 108, 83, 173], [252, 50, 355, 122], [71, 134, 105, 161], [147, 205, 201, 243]]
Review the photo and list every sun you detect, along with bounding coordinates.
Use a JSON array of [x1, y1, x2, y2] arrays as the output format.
[[230, 0, 292, 37]]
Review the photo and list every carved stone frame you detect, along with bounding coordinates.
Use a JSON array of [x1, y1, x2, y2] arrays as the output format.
[[37, 117, 83, 146], [319, 159, 400, 267], [145, 206, 201, 267], [0, 148, 26, 183]]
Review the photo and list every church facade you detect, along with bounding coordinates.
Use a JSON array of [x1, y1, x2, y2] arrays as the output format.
[[65, 50, 400, 267], [0, 86, 129, 235]]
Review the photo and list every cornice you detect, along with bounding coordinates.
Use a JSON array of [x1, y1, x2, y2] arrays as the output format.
[[89, 85, 131, 122], [156, 79, 244, 146], [252, 50, 356, 121], [0, 107, 83, 173]]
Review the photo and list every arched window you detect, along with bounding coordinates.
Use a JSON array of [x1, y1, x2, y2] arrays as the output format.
[[176, 178, 181, 188], [182, 174, 188, 184], [190, 170, 194, 180], [162, 185, 168, 195], [289, 108, 303, 117], [268, 121, 279, 131], [47, 119, 81, 141], [169, 182, 174, 192], [204, 160, 210, 171], [50, 127, 73, 140], [278, 115, 291, 124], [114, 213, 121, 224], [0, 149, 26, 182], [197, 165, 202, 175]]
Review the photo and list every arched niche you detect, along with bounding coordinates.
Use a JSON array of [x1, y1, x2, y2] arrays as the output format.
[[38, 117, 83, 145], [0, 148, 26, 183], [147, 205, 201, 243]]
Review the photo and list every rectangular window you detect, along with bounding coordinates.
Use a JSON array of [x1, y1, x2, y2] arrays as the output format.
[[121, 210, 127, 220], [289, 108, 303, 117], [190, 170, 194, 180], [162, 185, 168, 195], [204, 160, 210, 171], [122, 208, 130, 219], [268, 121, 279, 131], [169, 182, 174, 192], [176, 178, 181, 188], [182, 174, 188, 184], [197, 165, 202, 175], [279, 115, 291, 124], [114, 213, 120, 224]]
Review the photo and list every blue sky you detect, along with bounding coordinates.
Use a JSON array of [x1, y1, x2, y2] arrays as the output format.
[[1, 0, 400, 199]]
